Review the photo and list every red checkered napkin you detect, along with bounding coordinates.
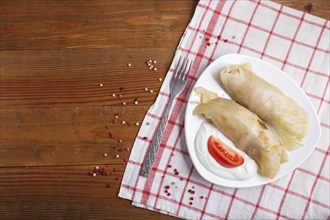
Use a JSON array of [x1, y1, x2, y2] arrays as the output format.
[[119, 0, 330, 219]]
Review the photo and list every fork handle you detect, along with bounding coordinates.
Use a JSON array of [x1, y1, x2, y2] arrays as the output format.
[[140, 97, 174, 177]]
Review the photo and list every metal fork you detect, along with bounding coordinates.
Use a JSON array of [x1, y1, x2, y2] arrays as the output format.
[[140, 57, 192, 177]]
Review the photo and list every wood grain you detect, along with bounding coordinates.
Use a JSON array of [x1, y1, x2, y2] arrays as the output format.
[[0, 106, 148, 167], [0, 0, 195, 50], [0, 48, 173, 108], [0, 0, 328, 219], [0, 165, 174, 220]]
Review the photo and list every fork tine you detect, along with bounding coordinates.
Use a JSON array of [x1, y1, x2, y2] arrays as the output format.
[[184, 60, 192, 80], [176, 58, 186, 78], [179, 58, 188, 79], [173, 57, 182, 77], [180, 59, 191, 80]]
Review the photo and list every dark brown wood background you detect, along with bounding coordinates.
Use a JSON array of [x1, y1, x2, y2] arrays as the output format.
[[0, 0, 329, 219]]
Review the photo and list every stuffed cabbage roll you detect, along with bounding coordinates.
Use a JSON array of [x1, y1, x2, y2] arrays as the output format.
[[220, 63, 309, 151], [193, 88, 288, 179]]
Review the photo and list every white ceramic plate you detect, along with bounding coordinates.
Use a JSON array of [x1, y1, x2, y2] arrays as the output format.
[[184, 53, 321, 188]]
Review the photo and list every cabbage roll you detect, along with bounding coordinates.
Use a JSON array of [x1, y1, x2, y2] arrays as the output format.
[[193, 88, 288, 179], [220, 63, 309, 151]]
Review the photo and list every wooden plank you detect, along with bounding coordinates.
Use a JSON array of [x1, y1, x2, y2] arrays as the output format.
[[275, 0, 330, 20], [0, 165, 177, 220], [0, 106, 152, 166], [0, 48, 174, 108], [0, 0, 196, 50]]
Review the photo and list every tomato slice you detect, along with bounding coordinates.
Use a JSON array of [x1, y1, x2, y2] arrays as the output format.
[[207, 135, 244, 168]]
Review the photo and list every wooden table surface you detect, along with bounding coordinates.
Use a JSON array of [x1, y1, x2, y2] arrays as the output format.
[[0, 0, 329, 219]]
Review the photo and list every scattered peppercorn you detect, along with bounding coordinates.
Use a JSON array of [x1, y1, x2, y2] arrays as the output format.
[[109, 132, 115, 138], [304, 3, 312, 13]]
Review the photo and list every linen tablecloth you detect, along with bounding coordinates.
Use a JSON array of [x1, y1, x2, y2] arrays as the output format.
[[119, 0, 330, 219]]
